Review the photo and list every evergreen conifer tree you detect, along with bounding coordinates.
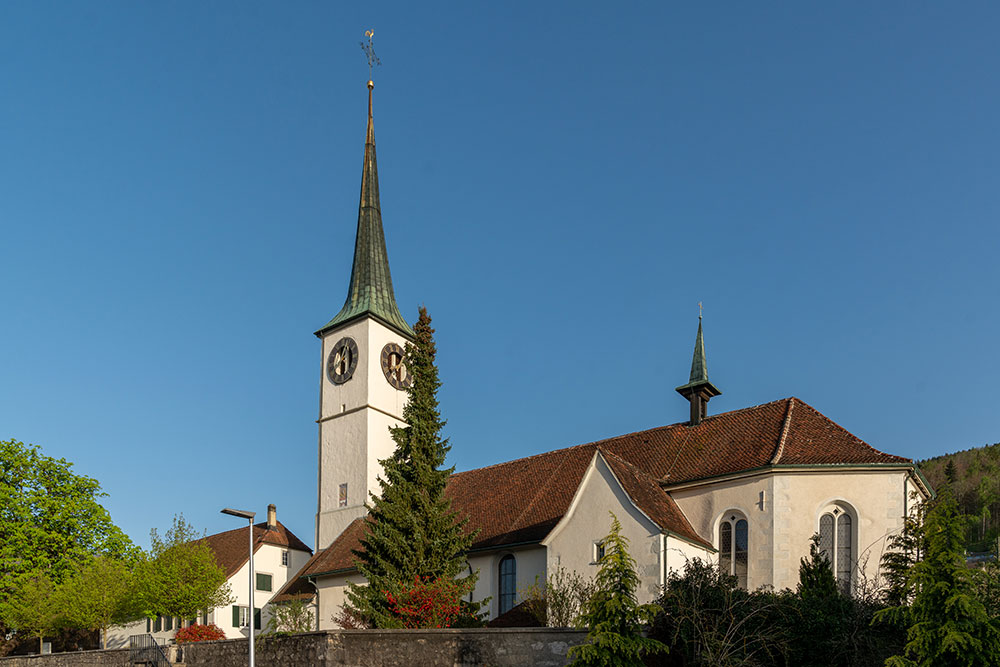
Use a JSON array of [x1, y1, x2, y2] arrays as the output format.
[[568, 512, 667, 666], [877, 493, 1000, 667], [346, 308, 479, 628], [798, 534, 839, 601]]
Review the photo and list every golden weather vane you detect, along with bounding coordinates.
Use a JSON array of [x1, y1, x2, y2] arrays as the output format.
[[699, 301, 703, 319], [360, 30, 381, 84]]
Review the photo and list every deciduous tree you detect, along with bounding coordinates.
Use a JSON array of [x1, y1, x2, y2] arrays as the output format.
[[138, 515, 232, 622]]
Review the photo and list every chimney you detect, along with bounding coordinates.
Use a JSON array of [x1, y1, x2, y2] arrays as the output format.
[[267, 504, 277, 530]]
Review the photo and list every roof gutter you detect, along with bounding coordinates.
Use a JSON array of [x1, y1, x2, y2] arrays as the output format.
[[662, 462, 925, 492]]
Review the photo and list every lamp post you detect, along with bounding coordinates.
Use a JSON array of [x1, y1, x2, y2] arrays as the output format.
[[221, 508, 256, 667]]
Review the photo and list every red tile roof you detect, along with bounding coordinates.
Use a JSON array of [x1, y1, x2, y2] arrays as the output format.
[[297, 397, 912, 578], [201, 520, 312, 579]]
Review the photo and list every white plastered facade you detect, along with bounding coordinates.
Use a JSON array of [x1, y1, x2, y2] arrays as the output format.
[[669, 466, 925, 592], [316, 316, 410, 550]]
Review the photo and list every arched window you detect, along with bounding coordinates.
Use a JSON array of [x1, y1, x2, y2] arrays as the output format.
[[498, 555, 516, 615], [819, 506, 854, 594], [718, 512, 748, 589]]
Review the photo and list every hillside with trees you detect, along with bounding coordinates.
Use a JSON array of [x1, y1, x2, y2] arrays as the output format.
[[920, 441, 1000, 553]]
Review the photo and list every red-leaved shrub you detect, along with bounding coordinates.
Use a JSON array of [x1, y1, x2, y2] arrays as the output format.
[[174, 624, 226, 643], [385, 576, 472, 629]]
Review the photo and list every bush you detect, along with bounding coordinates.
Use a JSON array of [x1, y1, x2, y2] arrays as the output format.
[[174, 624, 225, 643], [385, 576, 475, 629]]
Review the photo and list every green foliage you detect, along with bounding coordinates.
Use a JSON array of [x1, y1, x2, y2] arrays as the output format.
[[0, 439, 135, 605], [568, 512, 666, 667], [921, 442, 1000, 552], [58, 557, 141, 649], [1, 572, 60, 655], [264, 599, 315, 635], [876, 493, 1000, 667], [651, 558, 789, 667], [137, 515, 232, 621], [798, 533, 839, 601], [346, 308, 480, 628], [880, 501, 927, 616], [521, 567, 596, 628]]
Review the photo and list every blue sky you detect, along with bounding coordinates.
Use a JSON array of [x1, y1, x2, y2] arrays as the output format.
[[2, 3, 998, 550]]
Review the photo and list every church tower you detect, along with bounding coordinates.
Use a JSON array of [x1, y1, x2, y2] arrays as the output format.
[[314, 80, 413, 549]]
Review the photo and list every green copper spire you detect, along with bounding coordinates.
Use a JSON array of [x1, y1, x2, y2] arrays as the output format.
[[316, 82, 412, 339], [676, 313, 721, 425]]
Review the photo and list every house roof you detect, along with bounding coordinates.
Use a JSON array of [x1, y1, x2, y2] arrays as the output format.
[[296, 397, 913, 579], [201, 520, 312, 579]]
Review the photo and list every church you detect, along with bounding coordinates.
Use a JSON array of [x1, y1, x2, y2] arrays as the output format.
[[276, 80, 932, 626]]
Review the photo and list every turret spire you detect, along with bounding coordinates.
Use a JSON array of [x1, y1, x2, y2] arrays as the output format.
[[675, 309, 721, 425], [316, 81, 412, 339]]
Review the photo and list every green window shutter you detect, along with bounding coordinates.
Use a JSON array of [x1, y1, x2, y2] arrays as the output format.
[[154, 616, 161, 633], [232, 605, 240, 627], [255, 573, 272, 591], [254, 608, 261, 630]]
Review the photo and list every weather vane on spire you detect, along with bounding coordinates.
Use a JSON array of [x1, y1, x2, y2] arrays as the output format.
[[360, 30, 381, 85], [699, 302, 703, 319]]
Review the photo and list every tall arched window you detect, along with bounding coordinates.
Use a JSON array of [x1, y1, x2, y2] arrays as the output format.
[[498, 555, 516, 615], [718, 512, 748, 589], [819, 506, 854, 594]]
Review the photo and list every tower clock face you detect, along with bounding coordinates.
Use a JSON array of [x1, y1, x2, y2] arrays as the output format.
[[327, 337, 359, 384], [380, 342, 412, 390]]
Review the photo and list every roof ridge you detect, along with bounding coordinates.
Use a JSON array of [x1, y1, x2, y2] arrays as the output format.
[[450, 397, 797, 480], [770, 398, 796, 464]]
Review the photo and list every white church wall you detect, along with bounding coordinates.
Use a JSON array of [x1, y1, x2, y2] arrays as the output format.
[[317, 572, 364, 629], [466, 547, 547, 620], [670, 473, 774, 590], [543, 453, 663, 604], [770, 468, 911, 591], [672, 467, 919, 593], [663, 534, 714, 580]]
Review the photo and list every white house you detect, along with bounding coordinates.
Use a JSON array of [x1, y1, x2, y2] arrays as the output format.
[[276, 80, 932, 626], [107, 504, 311, 647]]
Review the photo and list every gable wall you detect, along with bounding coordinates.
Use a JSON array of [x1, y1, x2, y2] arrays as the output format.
[[544, 455, 662, 604]]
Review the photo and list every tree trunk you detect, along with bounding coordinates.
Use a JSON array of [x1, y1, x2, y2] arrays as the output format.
[[39, 635, 43, 654]]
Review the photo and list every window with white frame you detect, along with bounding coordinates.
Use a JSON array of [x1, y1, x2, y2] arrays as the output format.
[[819, 505, 854, 594], [718, 511, 749, 589], [593, 540, 606, 563], [281, 550, 289, 567], [232, 605, 250, 628]]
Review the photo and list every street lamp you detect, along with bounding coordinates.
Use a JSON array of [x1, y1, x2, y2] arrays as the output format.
[[221, 508, 256, 667]]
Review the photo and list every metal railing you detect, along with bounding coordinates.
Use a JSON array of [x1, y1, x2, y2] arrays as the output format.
[[128, 634, 170, 666]]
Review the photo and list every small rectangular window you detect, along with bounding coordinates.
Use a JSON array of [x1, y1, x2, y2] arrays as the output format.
[[254, 608, 262, 630], [232, 605, 250, 627], [594, 540, 606, 563], [256, 572, 273, 592], [146, 618, 151, 633], [281, 550, 289, 567], [339, 483, 348, 508]]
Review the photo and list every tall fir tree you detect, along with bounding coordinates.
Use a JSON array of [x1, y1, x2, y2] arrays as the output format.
[[798, 534, 839, 601], [346, 307, 479, 628], [877, 492, 1000, 667]]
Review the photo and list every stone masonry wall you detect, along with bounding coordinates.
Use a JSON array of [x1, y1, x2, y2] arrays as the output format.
[[0, 648, 130, 667], [0, 630, 589, 667], [184, 629, 589, 667]]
